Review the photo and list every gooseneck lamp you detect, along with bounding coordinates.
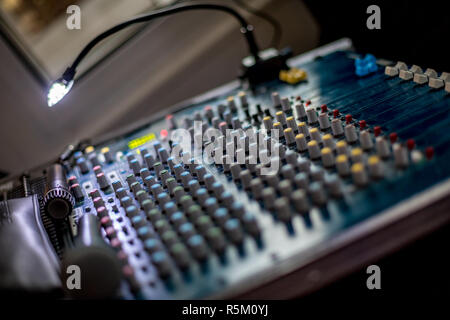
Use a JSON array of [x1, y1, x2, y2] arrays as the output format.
[[47, 3, 260, 107]]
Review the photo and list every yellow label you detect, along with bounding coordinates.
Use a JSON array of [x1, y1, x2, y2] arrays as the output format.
[[127, 133, 156, 150], [279, 68, 308, 84], [85, 145, 94, 154]]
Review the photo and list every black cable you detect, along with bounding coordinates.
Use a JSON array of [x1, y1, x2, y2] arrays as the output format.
[[62, 3, 260, 81], [232, 0, 282, 49]]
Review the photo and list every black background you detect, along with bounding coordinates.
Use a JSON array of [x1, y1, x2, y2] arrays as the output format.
[[301, 0, 450, 302], [304, 222, 450, 301], [304, 0, 450, 71]]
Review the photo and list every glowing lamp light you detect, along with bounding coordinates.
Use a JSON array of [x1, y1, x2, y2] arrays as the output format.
[[47, 78, 74, 107]]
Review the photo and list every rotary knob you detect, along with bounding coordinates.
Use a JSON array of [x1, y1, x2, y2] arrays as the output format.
[[43, 164, 75, 219]]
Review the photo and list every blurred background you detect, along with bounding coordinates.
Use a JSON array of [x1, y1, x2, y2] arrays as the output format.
[[0, 0, 319, 178]]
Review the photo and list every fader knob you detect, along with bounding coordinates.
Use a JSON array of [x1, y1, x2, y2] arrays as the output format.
[[120, 196, 133, 208], [310, 182, 327, 205], [360, 130, 374, 150], [309, 128, 322, 143], [350, 148, 363, 163], [238, 91, 248, 108], [336, 140, 348, 155], [188, 235, 208, 261], [115, 187, 127, 199], [76, 158, 89, 174], [130, 181, 143, 194], [126, 174, 137, 187], [368, 155, 384, 178], [262, 187, 276, 209], [344, 124, 358, 143], [295, 103, 306, 119], [325, 175, 342, 198], [376, 137, 391, 158], [351, 163, 368, 186], [295, 134, 307, 152], [227, 96, 238, 113], [188, 180, 200, 194], [331, 118, 344, 136], [232, 117, 242, 129], [336, 155, 350, 176], [231, 202, 246, 219], [93, 197, 104, 209], [296, 158, 310, 173], [195, 189, 208, 206], [88, 153, 101, 167], [136, 190, 149, 205], [111, 180, 123, 192], [206, 227, 227, 253], [89, 189, 101, 199], [96, 172, 109, 190], [158, 148, 169, 163], [144, 153, 155, 169], [272, 92, 282, 108], [306, 108, 318, 124], [102, 147, 114, 164], [276, 111, 287, 126], [68, 176, 78, 186], [151, 251, 172, 278], [291, 189, 309, 213], [281, 97, 291, 112], [321, 147, 335, 167], [294, 172, 309, 189], [307, 140, 321, 159], [129, 158, 141, 175], [70, 183, 84, 202], [318, 113, 331, 130], [393, 144, 409, 168], [322, 134, 335, 149], [286, 116, 297, 132], [166, 114, 177, 129], [278, 180, 292, 198], [281, 164, 295, 180], [274, 198, 291, 222], [284, 128, 295, 145], [224, 219, 244, 244], [263, 116, 273, 131]]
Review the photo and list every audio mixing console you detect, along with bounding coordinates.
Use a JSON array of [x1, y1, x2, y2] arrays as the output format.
[[2, 39, 450, 299]]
